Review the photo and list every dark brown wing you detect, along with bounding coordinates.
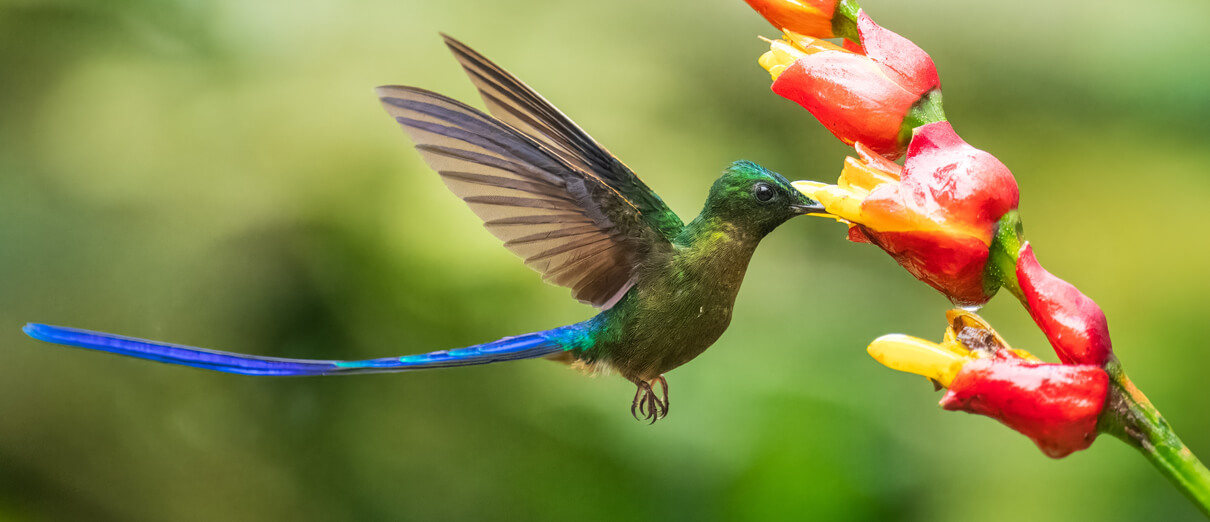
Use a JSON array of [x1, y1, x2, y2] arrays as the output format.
[[377, 86, 677, 308], [441, 34, 684, 242]]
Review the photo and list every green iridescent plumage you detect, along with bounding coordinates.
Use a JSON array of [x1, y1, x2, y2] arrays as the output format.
[[378, 36, 823, 420]]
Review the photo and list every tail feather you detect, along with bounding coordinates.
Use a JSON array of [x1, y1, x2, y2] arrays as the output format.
[[22, 323, 566, 376]]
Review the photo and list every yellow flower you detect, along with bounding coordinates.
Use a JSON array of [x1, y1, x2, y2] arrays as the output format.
[[867, 309, 1038, 387]]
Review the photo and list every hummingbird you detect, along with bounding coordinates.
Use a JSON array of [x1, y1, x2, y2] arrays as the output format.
[[22, 36, 824, 422]]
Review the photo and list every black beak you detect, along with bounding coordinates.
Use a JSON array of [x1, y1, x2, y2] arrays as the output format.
[[790, 200, 827, 215]]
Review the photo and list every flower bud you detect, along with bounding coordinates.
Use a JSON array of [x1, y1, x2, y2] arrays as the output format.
[[759, 11, 940, 158], [1016, 243, 1113, 366], [941, 358, 1108, 458], [796, 122, 1019, 307], [868, 309, 1108, 458]]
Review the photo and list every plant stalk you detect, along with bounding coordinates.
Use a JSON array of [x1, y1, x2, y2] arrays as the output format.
[[987, 214, 1210, 517], [1099, 361, 1210, 518]]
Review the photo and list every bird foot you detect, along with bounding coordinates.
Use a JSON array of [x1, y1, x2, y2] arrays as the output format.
[[630, 376, 669, 424]]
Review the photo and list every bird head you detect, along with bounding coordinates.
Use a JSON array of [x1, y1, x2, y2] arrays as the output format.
[[701, 160, 825, 237]]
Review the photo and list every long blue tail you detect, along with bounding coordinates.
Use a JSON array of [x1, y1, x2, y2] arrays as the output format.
[[22, 323, 570, 376]]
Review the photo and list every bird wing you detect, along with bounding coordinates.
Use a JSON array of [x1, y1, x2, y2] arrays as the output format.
[[377, 82, 681, 308], [440, 35, 685, 242]]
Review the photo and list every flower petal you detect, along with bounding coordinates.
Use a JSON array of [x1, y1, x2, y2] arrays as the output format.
[[858, 228, 992, 307], [772, 49, 918, 157], [868, 333, 966, 387], [745, 0, 838, 38], [941, 358, 1108, 458], [899, 122, 1019, 241], [1016, 243, 1113, 366], [854, 10, 939, 96]]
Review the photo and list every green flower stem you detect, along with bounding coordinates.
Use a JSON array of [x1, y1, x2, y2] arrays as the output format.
[[1099, 361, 1210, 518], [831, 0, 862, 43], [897, 90, 948, 149], [986, 211, 1210, 516], [985, 210, 1024, 300]]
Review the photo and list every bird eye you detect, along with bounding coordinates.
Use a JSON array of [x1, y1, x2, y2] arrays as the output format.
[[753, 182, 775, 202]]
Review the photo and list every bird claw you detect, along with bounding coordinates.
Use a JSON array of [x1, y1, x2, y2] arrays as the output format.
[[630, 376, 669, 423]]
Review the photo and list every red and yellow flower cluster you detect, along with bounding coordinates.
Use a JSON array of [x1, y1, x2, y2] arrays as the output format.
[[753, 1, 1019, 309], [745, 0, 1119, 458]]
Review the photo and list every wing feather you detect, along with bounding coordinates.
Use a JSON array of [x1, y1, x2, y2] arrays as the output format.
[[441, 34, 684, 242], [378, 37, 690, 307], [378, 85, 668, 307]]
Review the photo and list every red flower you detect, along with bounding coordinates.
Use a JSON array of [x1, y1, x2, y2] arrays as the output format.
[[759, 11, 940, 158], [941, 358, 1108, 458], [868, 310, 1109, 459], [797, 122, 1019, 307], [1016, 243, 1113, 366]]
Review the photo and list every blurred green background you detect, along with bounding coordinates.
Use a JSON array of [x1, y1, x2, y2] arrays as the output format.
[[2, 0, 1208, 520]]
